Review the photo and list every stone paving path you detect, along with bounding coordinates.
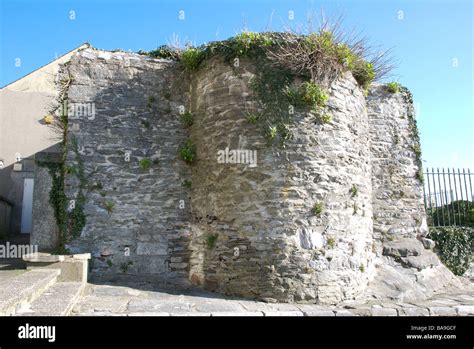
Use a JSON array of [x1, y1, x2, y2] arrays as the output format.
[[72, 277, 474, 317]]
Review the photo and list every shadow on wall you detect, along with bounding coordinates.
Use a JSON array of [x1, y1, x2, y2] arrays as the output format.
[[0, 143, 61, 247]]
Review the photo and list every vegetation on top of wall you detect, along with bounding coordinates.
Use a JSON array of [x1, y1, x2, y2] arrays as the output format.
[[180, 48, 205, 71], [386, 81, 401, 93], [143, 45, 181, 60], [141, 26, 392, 86], [139, 24, 393, 146], [428, 226, 473, 276]]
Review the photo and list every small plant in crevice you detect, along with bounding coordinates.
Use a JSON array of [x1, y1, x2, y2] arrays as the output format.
[[266, 125, 278, 142], [139, 158, 152, 170], [163, 90, 172, 100], [178, 139, 197, 164], [326, 237, 335, 249], [106, 259, 113, 268], [120, 261, 133, 273], [180, 111, 194, 127], [146, 96, 156, 109], [312, 202, 323, 216], [141, 120, 151, 129], [386, 81, 401, 93], [350, 184, 358, 197], [416, 169, 424, 184], [65, 165, 77, 175], [206, 234, 218, 249], [245, 112, 258, 124], [359, 264, 365, 272], [182, 180, 192, 188], [105, 201, 115, 214], [152, 158, 160, 166]]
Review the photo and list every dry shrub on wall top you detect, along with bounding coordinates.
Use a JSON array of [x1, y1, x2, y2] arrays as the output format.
[[269, 14, 396, 88]]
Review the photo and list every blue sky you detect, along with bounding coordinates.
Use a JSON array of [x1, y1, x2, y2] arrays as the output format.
[[1, 0, 473, 171]]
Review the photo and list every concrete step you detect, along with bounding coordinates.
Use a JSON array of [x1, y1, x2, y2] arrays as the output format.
[[17, 282, 86, 316], [0, 269, 60, 315]]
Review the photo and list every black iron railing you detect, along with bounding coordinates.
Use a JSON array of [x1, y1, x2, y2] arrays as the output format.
[[423, 168, 473, 227]]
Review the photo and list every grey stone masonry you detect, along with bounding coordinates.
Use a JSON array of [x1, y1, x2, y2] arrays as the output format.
[[48, 48, 468, 304], [63, 49, 191, 285], [188, 59, 374, 303]]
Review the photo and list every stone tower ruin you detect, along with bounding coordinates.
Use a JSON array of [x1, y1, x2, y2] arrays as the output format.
[[31, 38, 463, 304]]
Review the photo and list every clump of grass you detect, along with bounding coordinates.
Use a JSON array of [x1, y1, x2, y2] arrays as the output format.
[[320, 113, 332, 124], [313, 202, 323, 216], [386, 81, 401, 93], [146, 45, 180, 60], [178, 139, 197, 164], [105, 201, 115, 214], [119, 261, 133, 273], [180, 111, 193, 127], [146, 96, 156, 109], [246, 112, 258, 124], [206, 234, 218, 249], [139, 158, 152, 170], [352, 61, 375, 92]]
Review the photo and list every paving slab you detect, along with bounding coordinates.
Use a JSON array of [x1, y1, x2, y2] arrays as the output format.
[[0, 269, 60, 316], [18, 282, 85, 316]]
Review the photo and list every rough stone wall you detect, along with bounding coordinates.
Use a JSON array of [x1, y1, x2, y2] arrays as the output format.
[[367, 85, 427, 247], [64, 49, 191, 284], [57, 48, 458, 304], [365, 85, 461, 302], [31, 153, 60, 250], [188, 59, 374, 303]]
